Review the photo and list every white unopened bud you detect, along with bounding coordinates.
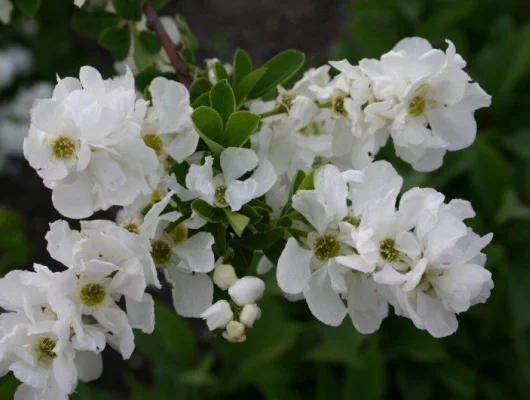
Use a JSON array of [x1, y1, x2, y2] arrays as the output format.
[[228, 276, 265, 306], [239, 304, 261, 328], [222, 320, 246, 343], [256, 255, 274, 275], [200, 300, 233, 331], [213, 264, 238, 290]]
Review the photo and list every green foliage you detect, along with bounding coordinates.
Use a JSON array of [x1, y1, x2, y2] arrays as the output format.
[[209, 80, 235, 127], [14, 0, 41, 16], [0, 208, 30, 275], [98, 26, 131, 61], [112, 0, 143, 21], [223, 111, 260, 147], [72, 9, 121, 40], [248, 49, 306, 99], [191, 106, 225, 153]]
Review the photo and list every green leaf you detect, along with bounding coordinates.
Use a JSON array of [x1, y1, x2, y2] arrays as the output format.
[[230, 228, 284, 250], [232, 48, 253, 85], [72, 9, 120, 40], [281, 170, 306, 216], [98, 26, 131, 61], [139, 31, 162, 54], [225, 210, 250, 237], [191, 200, 224, 223], [214, 62, 229, 82], [0, 374, 19, 399], [224, 111, 260, 147], [15, 0, 41, 16], [298, 167, 317, 191], [189, 78, 213, 103], [249, 49, 306, 99], [238, 204, 264, 225], [209, 80, 235, 127], [234, 67, 268, 106], [191, 106, 225, 153], [134, 35, 156, 71], [191, 92, 210, 108], [112, 0, 143, 21], [470, 137, 513, 220], [176, 14, 198, 51]]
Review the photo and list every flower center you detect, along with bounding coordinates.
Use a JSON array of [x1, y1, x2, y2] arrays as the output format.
[[298, 121, 322, 137], [122, 222, 139, 234], [379, 238, 400, 262], [151, 239, 172, 265], [277, 91, 296, 110], [80, 283, 107, 306], [343, 215, 360, 227], [332, 94, 348, 117], [36, 337, 57, 366], [408, 96, 426, 117], [51, 136, 76, 160], [313, 234, 341, 261], [214, 185, 228, 206], [169, 223, 188, 245], [143, 133, 164, 155]]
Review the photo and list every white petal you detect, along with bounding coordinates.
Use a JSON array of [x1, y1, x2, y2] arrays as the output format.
[[292, 190, 332, 234], [125, 293, 155, 334], [249, 159, 277, 198], [52, 175, 95, 219], [149, 77, 191, 133], [200, 300, 233, 330], [314, 164, 348, 220], [416, 291, 458, 338], [220, 147, 259, 183], [228, 277, 265, 306], [75, 351, 103, 382], [164, 129, 199, 163], [277, 237, 313, 294], [165, 268, 213, 318], [173, 232, 215, 273], [303, 265, 347, 326], [347, 275, 388, 334], [427, 107, 476, 151], [225, 179, 257, 211]]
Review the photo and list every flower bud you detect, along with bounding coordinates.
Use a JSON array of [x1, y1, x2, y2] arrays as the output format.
[[213, 264, 238, 290], [228, 276, 265, 306], [256, 255, 274, 275], [239, 304, 261, 328], [200, 300, 233, 331], [222, 321, 246, 343]]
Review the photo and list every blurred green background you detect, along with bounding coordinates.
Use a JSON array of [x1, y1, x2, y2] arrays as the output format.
[[1, 0, 529, 398]]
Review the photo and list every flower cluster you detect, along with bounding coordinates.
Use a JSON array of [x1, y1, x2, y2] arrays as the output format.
[[2, 30, 495, 399], [0, 219, 157, 399], [252, 38, 491, 174], [277, 162, 493, 337]]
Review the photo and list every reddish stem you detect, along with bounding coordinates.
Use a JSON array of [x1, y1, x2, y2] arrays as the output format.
[[143, 1, 192, 88]]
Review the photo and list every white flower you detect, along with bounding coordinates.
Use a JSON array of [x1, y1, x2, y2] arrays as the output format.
[[173, 148, 277, 211], [360, 38, 491, 171], [200, 300, 233, 331], [222, 321, 246, 343], [142, 77, 199, 163], [228, 277, 265, 306], [23, 66, 159, 219], [213, 264, 238, 290], [239, 304, 261, 328], [277, 164, 389, 332], [0, 0, 13, 24]]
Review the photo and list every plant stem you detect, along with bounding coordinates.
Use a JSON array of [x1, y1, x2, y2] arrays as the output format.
[[143, 1, 192, 88], [257, 108, 287, 119]]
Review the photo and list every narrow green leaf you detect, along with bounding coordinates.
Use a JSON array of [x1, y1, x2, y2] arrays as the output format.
[[224, 111, 260, 147], [238, 204, 263, 225], [139, 31, 162, 54], [249, 50, 306, 98], [112, 0, 143, 21], [298, 168, 317, 191], [230, 228, 284, 250], [234, 67, 268, 106], [15, 0, 41, 16], [214, 62, 229, 82], [98, 26, 131, 61], [280, 170, 306, 216], [191, 200, 224, 223], [225, 210, 250, 237], [72, 9, 120, 40], [209, 80, 235, 127], [191, 92, 210, 108], [232, 48, 253, 85], [191, 106, 225, 153], [189, 78, 213, 103]]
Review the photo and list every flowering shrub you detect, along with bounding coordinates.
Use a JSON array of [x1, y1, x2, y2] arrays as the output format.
[[0, 1, 498, 399]]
